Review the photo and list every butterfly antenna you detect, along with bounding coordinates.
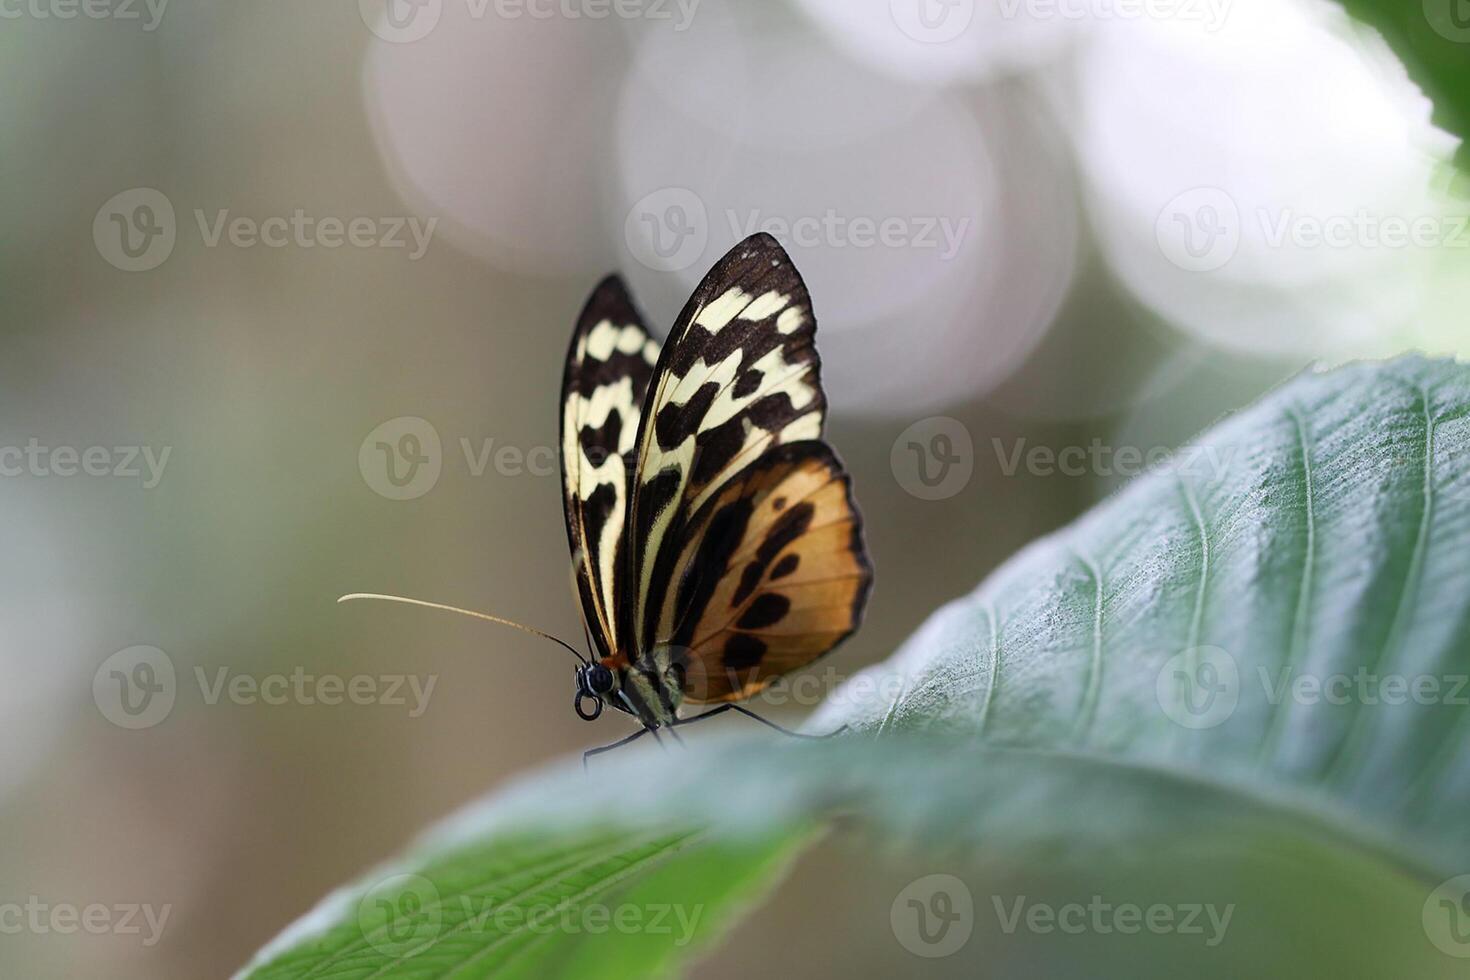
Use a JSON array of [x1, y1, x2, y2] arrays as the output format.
[[337, 593, 589, 664]]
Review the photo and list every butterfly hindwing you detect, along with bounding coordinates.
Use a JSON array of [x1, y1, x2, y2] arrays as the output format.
[[626, 233, 827, 653], [560, 276, 661, 659], [659, 440, 872, 703]]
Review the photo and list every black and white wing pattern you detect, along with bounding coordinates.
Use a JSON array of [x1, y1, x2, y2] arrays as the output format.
[[625, 233, 832, 654], [560, 275, 661, 659]]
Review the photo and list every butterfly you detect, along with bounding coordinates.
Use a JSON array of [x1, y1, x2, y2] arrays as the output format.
[[342, 233, 872, 763]]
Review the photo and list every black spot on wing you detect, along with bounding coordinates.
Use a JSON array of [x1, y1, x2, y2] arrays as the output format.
[[770, 553, 799, 579], [577, 411, 622, 469], [731, 501, 815, 606], [690, 415, 748, 487], [736, 593, 790, 630], [722, 633, 767, 670], [733, 369, 763, 398]]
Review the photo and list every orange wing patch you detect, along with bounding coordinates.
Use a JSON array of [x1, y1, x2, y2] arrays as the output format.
[[657, 441, 872, 704]]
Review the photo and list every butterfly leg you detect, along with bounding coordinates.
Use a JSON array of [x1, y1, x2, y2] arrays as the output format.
[[582, 726, 653, 769], [673, 703, 847, 739]]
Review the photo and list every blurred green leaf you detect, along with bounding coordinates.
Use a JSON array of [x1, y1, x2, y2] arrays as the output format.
[[241, 356, 1470, 979]]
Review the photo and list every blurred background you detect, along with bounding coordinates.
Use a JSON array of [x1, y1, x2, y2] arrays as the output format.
[[2, 0, 1467, 975]]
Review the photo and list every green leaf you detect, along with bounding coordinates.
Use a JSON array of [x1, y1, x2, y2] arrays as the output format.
[[241, 356, 1470, 979]]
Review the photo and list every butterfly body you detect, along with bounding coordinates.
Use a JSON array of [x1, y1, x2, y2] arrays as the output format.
[[576, 649, 684, 729], [561, 234, 873, 743]]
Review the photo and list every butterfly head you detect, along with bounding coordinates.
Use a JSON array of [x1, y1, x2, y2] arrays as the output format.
[[573, 662, 616, 721]]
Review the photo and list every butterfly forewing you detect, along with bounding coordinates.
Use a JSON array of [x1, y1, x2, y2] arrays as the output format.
[[560, 276, 661, 659], [626, 234, 828, 653], [659, 441, 872, 703]]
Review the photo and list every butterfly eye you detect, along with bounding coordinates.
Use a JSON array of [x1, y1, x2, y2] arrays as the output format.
[[586, 664, 615, 695]]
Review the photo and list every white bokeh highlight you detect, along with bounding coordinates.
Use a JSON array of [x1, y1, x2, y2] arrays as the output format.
[[362, 10, 634, 278], [614, 21, 1078, 413], [1066, 0, 1463, 358]]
